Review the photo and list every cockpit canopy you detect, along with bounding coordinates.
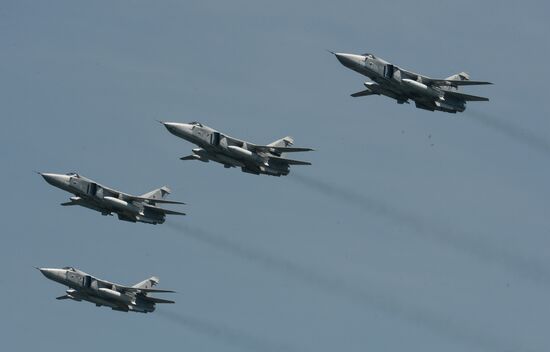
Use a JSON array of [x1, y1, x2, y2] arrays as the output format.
[[65, 172, 79, 177], [62, 266, 76, 271], [188, 121, 203, 127], [362, 53, 375, 59]]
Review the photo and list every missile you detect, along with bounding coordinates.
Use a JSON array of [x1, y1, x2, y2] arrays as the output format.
[[103, 196, 141, 215], [401, 78, 441, 98], [98, 288, 134, 304]]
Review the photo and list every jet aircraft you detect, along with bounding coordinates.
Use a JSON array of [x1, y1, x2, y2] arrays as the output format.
[[38, 172, 185, 224], [160, 121, 313, 176], [37, 267, 175, 313], [331, 51, 492, 113]]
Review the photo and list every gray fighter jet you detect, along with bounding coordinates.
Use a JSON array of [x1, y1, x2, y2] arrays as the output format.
[[331, 51, 492, 113], [37, 267, 175, 313], [160, 121, 313, 176], [38, 172, 185, 224]]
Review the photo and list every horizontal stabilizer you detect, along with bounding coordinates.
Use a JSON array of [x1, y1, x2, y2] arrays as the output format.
[[269, 155, 311, 165], [141, 296, 175, 304], [351, 89, 376, 97], [143, 203, 186, 216], [444, 90, 489, 101]]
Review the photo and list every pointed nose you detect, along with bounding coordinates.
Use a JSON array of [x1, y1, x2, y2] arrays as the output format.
[[161, 122, 193, 137], [37, 268, 65, 281], [334, 53, 364, 68], [39, 173, 70, 188], [161, 122, 179, 131]]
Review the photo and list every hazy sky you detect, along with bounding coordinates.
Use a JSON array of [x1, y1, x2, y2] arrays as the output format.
[[1, 1, 550, 351]]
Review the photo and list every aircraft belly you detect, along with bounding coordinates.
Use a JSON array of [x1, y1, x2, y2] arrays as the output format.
[[80, 293, 126, 310], [70, 197, 107, 213], [210, 152, 246, 168], [380, 86, 408, 101]]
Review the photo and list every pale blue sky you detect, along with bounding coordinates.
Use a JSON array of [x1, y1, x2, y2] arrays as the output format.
[[1, 1, 550, 351]]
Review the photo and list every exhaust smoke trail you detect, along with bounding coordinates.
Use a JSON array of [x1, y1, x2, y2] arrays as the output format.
[[466, 109, 550, 157], [291, 172, 550, 287], [157, 309, 293, 352], [165, 221, 524, 352]]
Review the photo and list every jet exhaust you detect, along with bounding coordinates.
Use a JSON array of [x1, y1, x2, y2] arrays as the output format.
[[164, 221, 520, 352], [156, 309, 293, 352], [290, 172, 550, 288]]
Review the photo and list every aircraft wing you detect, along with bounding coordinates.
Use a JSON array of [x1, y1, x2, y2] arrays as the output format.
[[268, 155, 311, 165], [142, 203, 186, 216], [444, 90, 489, 101], [128, 196, 186, 205], [253, 146, 313, 153], [427, 79, 493, 87], [116, 191, 185, 204], [109, 187, 184, 205], [351, 89, 377, 97], [118, 285, 176, 293]]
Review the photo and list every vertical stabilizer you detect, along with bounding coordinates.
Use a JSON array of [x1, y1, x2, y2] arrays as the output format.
[[268, 136, 294, 148], [140, 187, 171, 200], [132, 276, 160, 289], [445, 71, 470, 81]]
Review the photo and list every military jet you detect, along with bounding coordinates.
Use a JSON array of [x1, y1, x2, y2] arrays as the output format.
[[160, 121, 313, 176], [331, 51, 492, 113], [37, 267, 175, 313], [38, 172, 185, 224]]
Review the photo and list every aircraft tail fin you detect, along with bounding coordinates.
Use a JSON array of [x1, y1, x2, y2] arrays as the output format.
[[268, 136, 294, 148], [132, 276, 160, 289], [140, 187, 171, 200], [445, 72, 470, 81]]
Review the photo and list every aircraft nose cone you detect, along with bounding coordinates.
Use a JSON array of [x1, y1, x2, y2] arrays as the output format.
[[161, 122, 178, 131], [37, 268, 65, 281], [334, 53, 363, 68], [161, 122, 192, 137], [37, 268, 54, 279], [39, 173, 70, 188]]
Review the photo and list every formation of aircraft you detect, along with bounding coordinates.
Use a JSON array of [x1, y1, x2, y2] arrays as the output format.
[[37, 51, 493, 314], [37, 267, 174, 313], [38, 172, 185, 224], [160, 121, 313, 176], [331, 51, 492, 113]]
